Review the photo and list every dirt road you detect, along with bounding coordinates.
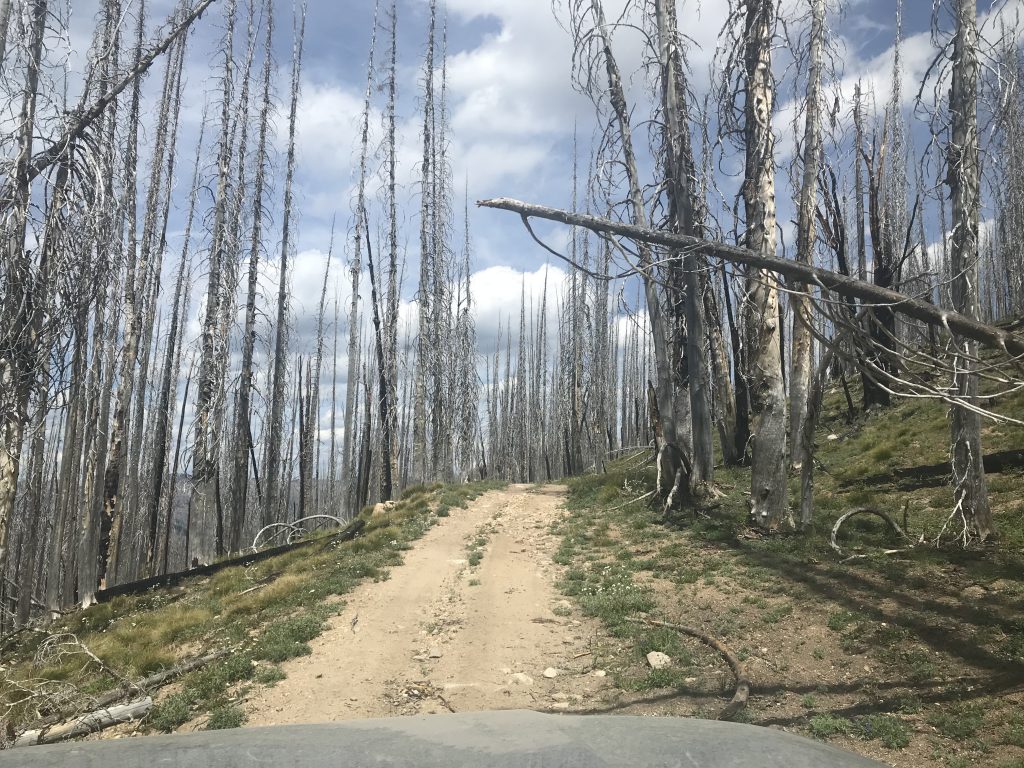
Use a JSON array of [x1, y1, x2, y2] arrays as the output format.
[[245, 485, 611, 725]]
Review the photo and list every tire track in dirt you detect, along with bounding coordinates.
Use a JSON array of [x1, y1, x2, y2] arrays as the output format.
[[244, 485, 611, 725]]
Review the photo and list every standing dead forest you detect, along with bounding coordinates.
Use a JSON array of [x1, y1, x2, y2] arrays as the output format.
[[1, 0, 1023, 676]]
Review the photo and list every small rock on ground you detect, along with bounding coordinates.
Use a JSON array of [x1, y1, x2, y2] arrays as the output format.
[[646, 651, 671, 670]]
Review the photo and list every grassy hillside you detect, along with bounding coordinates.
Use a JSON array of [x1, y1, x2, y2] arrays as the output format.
[[0, 481, 503, 739], [551, 385, 1024, 767]]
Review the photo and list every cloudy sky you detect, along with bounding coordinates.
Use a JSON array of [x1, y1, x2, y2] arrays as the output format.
[[37, 0, 1024, 426], [252, 0, 1015, 350]]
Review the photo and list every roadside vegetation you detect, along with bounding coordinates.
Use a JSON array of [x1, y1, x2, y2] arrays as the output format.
[[552, 386, 1024, 768], [0, 481, 504, 738]]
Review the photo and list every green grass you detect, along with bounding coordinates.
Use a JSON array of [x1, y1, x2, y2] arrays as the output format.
[[618, 667, 691, 691], [826, 610, 864, 632], [205, 704, 246, 730], [809, 713, 909, 749], [149, 693, 193, 732], [857, 714, 911, 749], [810, 713, 853, 738], [760, 603, 793, 624], [251, 613, 325, 662], [928, 701, 987, 741], [253, 665, 286, 687]]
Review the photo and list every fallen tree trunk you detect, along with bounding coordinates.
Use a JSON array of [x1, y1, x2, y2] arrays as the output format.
[[626, 616, 750, 721], [476, 198, 1024, 357], [97, 517, 365, 603], [13, 648, 230, 742], [14, 698, 153, 747]]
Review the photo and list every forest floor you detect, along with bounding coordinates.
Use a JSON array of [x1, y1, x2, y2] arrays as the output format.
[[542, 381, 1024, 768]]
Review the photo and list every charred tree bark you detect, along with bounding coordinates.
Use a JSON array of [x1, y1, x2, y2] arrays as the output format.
[[655, 0, 713, 491], [263, 3, 306, 528], [0, 0, 48, 580]]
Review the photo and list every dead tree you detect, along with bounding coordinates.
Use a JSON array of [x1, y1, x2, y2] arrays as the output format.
[[343, 2, 377, 512], [654, 0, 714, 492], [730, 0, 792, 529], [789, 0, 826, 468], [364, 211, 394, 501], [567, 0, 689, 487], [944, 0, 992, 541], [262, 2, 306, 529], [0, 0, 49, 585]]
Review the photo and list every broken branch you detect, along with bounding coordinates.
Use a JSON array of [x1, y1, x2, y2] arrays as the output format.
[[626, 616, 750, 721]]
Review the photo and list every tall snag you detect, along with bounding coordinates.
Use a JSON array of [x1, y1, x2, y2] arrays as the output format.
[[569, 0, 687, 485], [789, 0, 825, 468], [263, 1, 307, 529], [654, 0, 714, 492], [0, 0, 48, 580], [739, 0, 790, 529], [190, 0, 239, 565], [945, 0, 992, 541], [228, 0, 273, 552], [343, 1, 378, 512]]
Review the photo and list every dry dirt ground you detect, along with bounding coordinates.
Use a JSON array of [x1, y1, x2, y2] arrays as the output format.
[[243, 485, 613, 724]]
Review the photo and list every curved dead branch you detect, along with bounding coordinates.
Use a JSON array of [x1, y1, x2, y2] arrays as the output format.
[[251, 514, 345, 550], [830, 507, 911, 557], [626, 616, 750, 721]]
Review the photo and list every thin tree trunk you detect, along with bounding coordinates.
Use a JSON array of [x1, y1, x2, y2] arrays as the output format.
[[148, 129, 203, 572], [364, 213, 394, 500], [230, 0, 273, 549], [263, 2, 306, 527], [588, 0, 681, 454], [789, 0, 825, 469], [655, 0, 713, 490], [0, 0, 48, 579]]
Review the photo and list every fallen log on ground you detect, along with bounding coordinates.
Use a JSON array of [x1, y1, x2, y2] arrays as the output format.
[[625, 616, 750, 721], [12, 648, 230, 745], [96, 517, 365, 603], [14, 697, 153, 747]]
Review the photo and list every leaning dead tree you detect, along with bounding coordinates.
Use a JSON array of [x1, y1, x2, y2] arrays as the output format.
[[478, 198, 1024, 529], [479, 200, 1024, 354]]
